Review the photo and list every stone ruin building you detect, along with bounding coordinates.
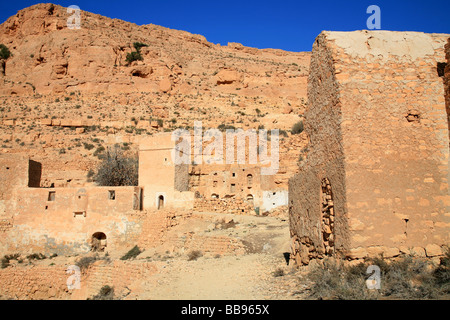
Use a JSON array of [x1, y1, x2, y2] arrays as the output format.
[[289, 31, 450, 265], [0, 133, 287, 256]]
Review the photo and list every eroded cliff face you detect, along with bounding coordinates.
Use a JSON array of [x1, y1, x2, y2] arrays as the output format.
[[0, 3, 309, 98], [0, 3, 310, 188]]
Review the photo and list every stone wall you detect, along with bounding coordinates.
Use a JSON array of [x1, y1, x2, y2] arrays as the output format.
[[0, 260, 158, 300], [289, 32, 349, 264], [1, 185, 143, 255], [193, 198, 255, 215], [74, 260, 158, 300], [445, 38, 450, 136], [290, 31, 450, 265], [0, 265, 71, 300]]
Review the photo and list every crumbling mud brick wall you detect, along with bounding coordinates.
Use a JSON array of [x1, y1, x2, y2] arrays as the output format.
[[445, 38, 450, 137], [74, 260, 158, 300], [0, 260, 158, 300], [0, 154, 30, 212], [193, 198, 255, 215], [0, 265, 71, 300], [289, 31, 450, 265]]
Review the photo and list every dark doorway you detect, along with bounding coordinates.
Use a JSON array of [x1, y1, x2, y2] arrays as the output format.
[[158, 195, 165, 210], [91, 232, 107, 252]]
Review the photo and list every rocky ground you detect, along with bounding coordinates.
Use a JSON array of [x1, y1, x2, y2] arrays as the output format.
[[135, 212, 312, 300], [0, 210, 315, 300]]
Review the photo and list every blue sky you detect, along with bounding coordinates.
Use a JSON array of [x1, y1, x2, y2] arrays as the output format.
[[0, 0, 449, 52]]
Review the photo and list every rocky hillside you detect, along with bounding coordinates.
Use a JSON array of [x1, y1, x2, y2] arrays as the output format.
[[0, 3, 310, 187]]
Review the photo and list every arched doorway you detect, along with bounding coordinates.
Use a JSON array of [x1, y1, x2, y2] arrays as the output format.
[[321, 178, 335, 257], [247, 174, 253, 186], [158, 195, 165, 210], [91, 232, 107, 252]]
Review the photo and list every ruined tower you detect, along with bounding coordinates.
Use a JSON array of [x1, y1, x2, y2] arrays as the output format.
[[289, 31, 450, 265]]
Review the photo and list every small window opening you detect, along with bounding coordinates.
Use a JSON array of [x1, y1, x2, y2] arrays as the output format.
[[406, 110, 421, 123], [437, 62, 447, 77], [48, 191, 56, 202], [158, 195, 165, 210], [108, 190, 116, 200], [247, 174, 253, 186]]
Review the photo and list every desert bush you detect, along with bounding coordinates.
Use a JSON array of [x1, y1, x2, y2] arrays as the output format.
[[1, 254, 20, 269], [133, 42, 148, 51], [120, 245, 142, 260], [217, 124, 236, 132], [126, 42, 148, 65], [187, 250, 203, 261], [273, 268, 285, 277], [307, 252, 450, 300], [433, 250, 450, 294], [126, 51, 142, 64], [291, 121, 304, 135], [27, 253, 47, 261], [76, 256, 99, 273], [94, 146, 138, 186], [0, 44, 11, 60], [307, 258, 377, 300], [83, 142, 95, 150], [89, 285, 114, 300]]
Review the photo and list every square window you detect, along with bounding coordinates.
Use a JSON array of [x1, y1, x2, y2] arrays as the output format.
[[48, 191, 56, 202], [108, 190, 116, 200]]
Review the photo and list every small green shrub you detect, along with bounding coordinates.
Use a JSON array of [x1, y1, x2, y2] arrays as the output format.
[[76, 256, 99, 273], [273, 268, 285, 277], [1, 254, 20, 269], [27, 253, 47, 260], [89, 285, 114, 300], [0, 44, 11, 60], [307, 251, 450, 300], [291, 121, 304, 135], [83, 142, 95, 150], [217, 124, 236, 132], [120, 245, 142, 260], [133, 42, 148, 51], [187, 250, 203, 261], [126, 51, 143, 64], [94, 146, 138, 186]]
